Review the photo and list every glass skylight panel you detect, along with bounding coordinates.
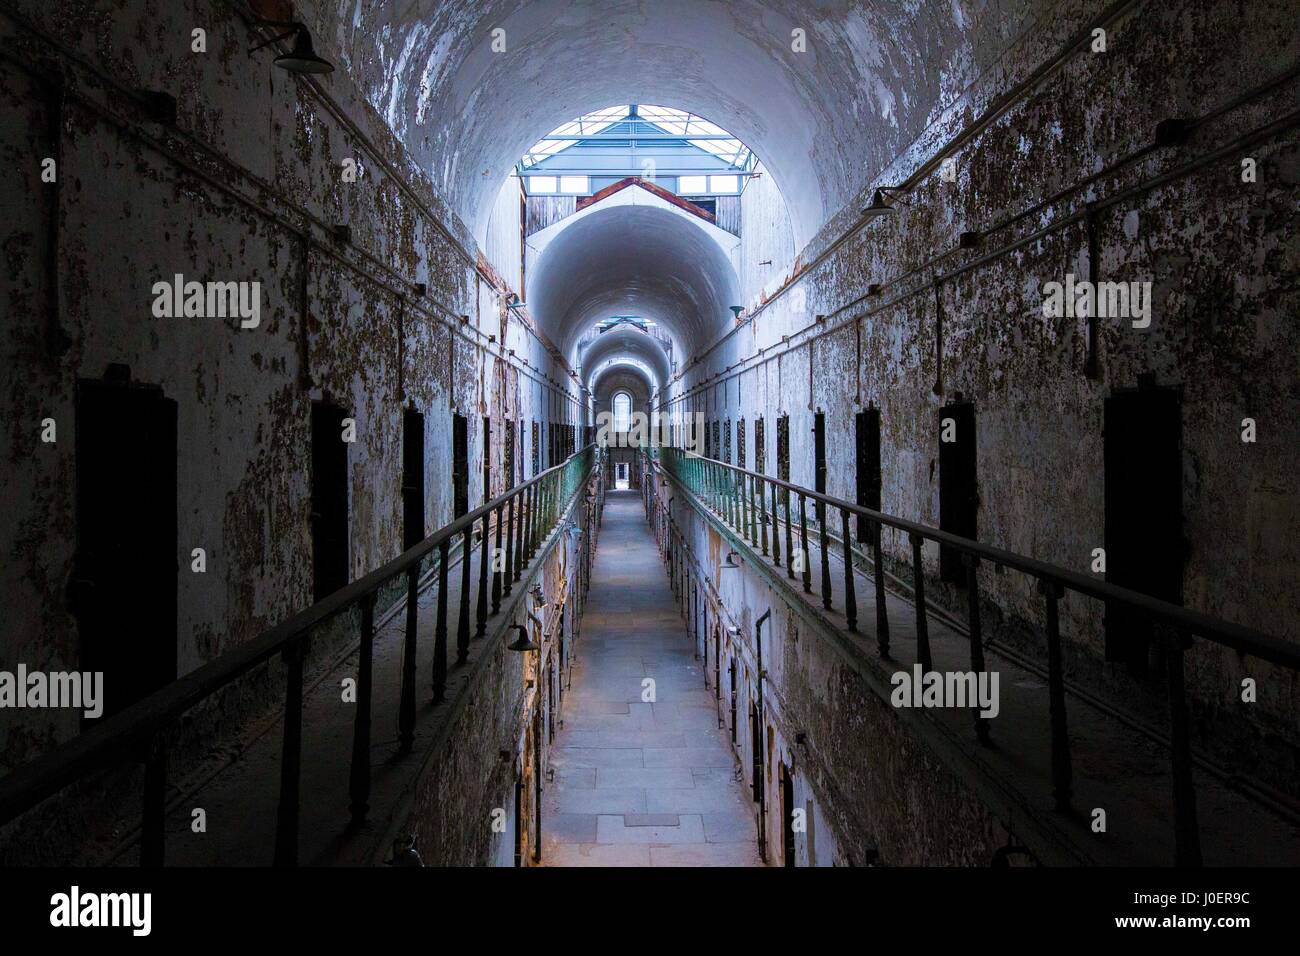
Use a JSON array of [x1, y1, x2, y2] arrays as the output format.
[[520, 105, 755, 185], [678, 175, 707, 194], [559, 175, 589, 193], [529, 176, 557, 193]]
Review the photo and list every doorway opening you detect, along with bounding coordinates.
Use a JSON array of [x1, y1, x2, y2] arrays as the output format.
[[938, 401, 977, 583], [311, 400, 350, 602], [856, 407, 881, 540], [73, 370, 177, 719], [780, 762, 796, 867], [1104, 381, 1183, 672], [452, 413, 469, 518], [615, 462, 630, 490], [813, 410, 827, 526], [402, 408, 425, 551]]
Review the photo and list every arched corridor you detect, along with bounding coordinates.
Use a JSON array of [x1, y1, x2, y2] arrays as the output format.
[[1, 0, 1298, 922], [541, 491, 762, 867]]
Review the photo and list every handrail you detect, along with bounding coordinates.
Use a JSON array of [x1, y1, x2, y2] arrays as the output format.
[[644, 445, 1299, 867], [0, 444, 600, 865], [655, 448, 1296, 670]]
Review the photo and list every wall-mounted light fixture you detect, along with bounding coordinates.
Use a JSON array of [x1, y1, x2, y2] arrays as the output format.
[[729, 306, 744, 321], [250, 21, 335, 74], [723, 550, 741, 569], [861, 186, 909, 219], [506, 623, 538, 652]]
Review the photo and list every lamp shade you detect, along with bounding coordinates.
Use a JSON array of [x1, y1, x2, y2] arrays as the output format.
[[275, 27, 334, 74]]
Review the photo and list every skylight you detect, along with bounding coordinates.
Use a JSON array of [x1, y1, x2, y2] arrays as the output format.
[[521, 105, 632, 168], [634, 105, 752, 169], [518, 105, 757, 194]]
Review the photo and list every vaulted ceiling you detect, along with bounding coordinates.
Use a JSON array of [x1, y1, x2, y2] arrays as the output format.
[[317, 0, 1037, 250], [309, 0, 1037, 382]]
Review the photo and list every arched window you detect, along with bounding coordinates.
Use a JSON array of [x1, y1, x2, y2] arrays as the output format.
[[613, 391, 632, 432]]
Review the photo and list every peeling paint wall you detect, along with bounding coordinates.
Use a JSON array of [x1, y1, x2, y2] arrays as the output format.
[[667, 0, 1300, 812], [0, 0, 576, 793]]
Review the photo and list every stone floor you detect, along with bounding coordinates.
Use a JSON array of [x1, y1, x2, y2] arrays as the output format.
[[541, 490, 764, 867]]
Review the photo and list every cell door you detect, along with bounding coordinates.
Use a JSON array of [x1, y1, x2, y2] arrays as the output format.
[[780, 763, 796, 867], [856, 408, 881, 540], [504, 420, 516, 492], [813, 411, 827, 525], [73, 375, 177, 718], [750, 702, 763, 801], [938, 402, 977, 583], [729, 659, 737, 743], [402, 409, 425, 551], [311, 401, 350, 602], [452, 413, 469, 518], [1104, 385, 1183, 671], [482, 416, 492, 503]]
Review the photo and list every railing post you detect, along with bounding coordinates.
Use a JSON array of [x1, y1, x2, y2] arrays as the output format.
[[349, 592, 376, 827], [963, 554, 989, 744], [1164, 625, 1202, 867], [909, 532, 931, 671], [1039, 578, 1072, 812], [274, 635, 305, 866], [457, 526, 472, 664], [818, 500, 833, 611], [841, 508, 857, 632], [141, 733, 166, 867], [784, 486, 794, 579], [432, 538, 450, 704], [761, 478, 772, 559], [514, 485, 527, 577], [477, 511, 491, 637], [873, 520, 890, 657], [527, 482, 539, 559], [399, 564, 419, 754], [505, 495, 517, 591], [799, 494, 812, 593]]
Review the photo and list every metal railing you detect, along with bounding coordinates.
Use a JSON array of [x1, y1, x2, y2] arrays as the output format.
[[644, 446, 1300, 867], [0, 445, 600, 866]]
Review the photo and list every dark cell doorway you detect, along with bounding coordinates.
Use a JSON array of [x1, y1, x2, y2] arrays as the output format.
[[813, 410, 827, 525], [856, 407, 881, 540], [504, 420, 516, 492], [615, 463, 630, 490], [714, 629, 721, 702], [311, 400, 350, 602], [1104, 384, 1183, 671], [750, 702, 763, 801], [452, 413, 469, 518], [482, 416, 492, 503], [729, 658, 738, 744], [938, 401, 977, 583], [402, 408, 425, 551], [780, 763, 796, 867], [73, 373, 177, 718], [512, 775, 523, 868]]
